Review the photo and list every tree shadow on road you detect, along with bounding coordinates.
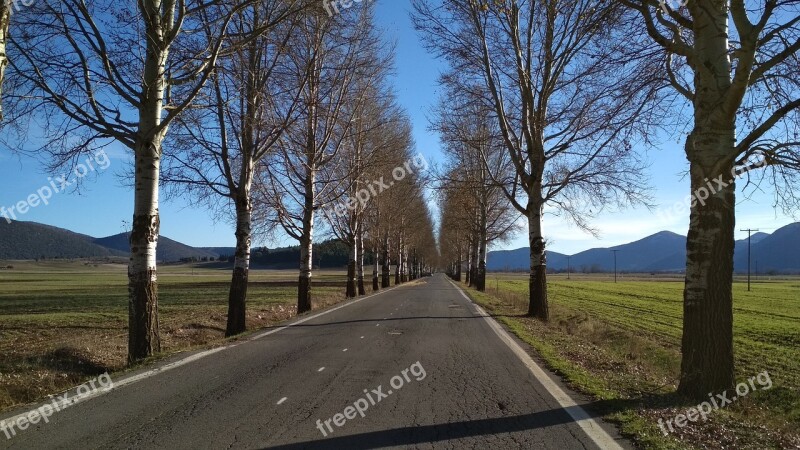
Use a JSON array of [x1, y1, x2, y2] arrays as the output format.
[[262, 399, 644, 449], [257, 314, 532, 330]]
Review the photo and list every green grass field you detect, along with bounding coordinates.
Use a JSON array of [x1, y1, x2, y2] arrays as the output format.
[[468, 273, 799, 449], [0, 260, 350, 412]]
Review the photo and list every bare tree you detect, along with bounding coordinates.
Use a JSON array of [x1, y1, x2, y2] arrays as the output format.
[[359, 118, 416, 290], [390, 170, 434, 282], [259, 4, 382, 313], [439, 184, 472, 281], [163, 2, 306, 336], [404, 191, 437, 278], [619, 0, 800, 398], [432, 97, 521, 291], [323, 90, 405, 298], [6, 0, 303, 362], [413, 0, 659, 319], [360, 116, 416, 288]]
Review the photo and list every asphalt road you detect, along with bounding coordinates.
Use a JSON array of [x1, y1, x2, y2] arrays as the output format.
[[1, 274, 631, 449]]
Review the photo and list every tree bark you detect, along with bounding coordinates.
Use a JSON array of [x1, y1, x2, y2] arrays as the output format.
[[679, 161, 736, 397], [465, 240, 472, 285], [128, 137, 162, 363], [0, 3, 9, 120], [469, 237, 479, 288], [298, 170, 314, 314], [298, 231, 313, 314], [455, 247, 462, 282], [678, 136, 737, 397], [395, 236, 403, 285], [346, 234, 357, 298], [401, 242, 409, 282], [373, 243, 380, 291], [226, 193, 252, 337], [128, 11, 168, 362], [477, 225, 487, 292], [527, 202, 549, 320], [381, 232, 391, 288], [676, 2, 738, 398], [356, 231, 366, 295]]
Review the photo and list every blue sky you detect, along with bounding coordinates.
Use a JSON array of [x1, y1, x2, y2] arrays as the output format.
[[0, 0, 796, 255]]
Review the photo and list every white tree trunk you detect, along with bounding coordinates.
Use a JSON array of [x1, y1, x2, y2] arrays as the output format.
[[0, 4, 10, 120], [381, 232, 390, 288], [478, 217, 487, 291], [128, 136, 163, 363], [346, 227, 358, 298], [373, 242, 380, 291], [226, 183, 252, 336], [395, 235, 403, 285], [128, 5, 169, 362], [527, 196, 548, 320], [298, 167, 315, 314], [356, 230, 365, 295]]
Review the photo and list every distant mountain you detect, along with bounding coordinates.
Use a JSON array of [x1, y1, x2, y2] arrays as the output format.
[[485, 248, 527, 271], [735, 223, 800, 273], [487, 223, 800, 274], [642, 232, 773, 272], [0, 220, 354, 267], [0, 221, 126, 260], [571, 231, 686, 272], [0, 221, 220, 262], [4, 219, 797, 272], [486, 247, 568, 271], [94, 233, 219, 262]]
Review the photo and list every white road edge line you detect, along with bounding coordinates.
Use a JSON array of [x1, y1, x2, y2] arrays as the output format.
[[0, 346, 229, 427], [447, 279, 624, 450], [0, 283, 406, 425]]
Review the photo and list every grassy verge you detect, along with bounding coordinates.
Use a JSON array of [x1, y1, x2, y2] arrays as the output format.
[[0, 261, 354, 413], [458, 274, 799, 449]]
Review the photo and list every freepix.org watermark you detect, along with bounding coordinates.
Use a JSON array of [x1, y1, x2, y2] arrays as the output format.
[[658, 370, 773, 435], [325, 153, 429, 219], [4, 0, 35, 15], [315, 361, 427, 437], [655, 152, 767, 224], [322, 0, 372, 17], [1, 150, 111, 224], [658, 0, 687, 14], [1, 372, 114, 440]]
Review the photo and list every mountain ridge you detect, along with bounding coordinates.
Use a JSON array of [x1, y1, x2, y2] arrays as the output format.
[[0, 221, 349, 267], [3, 220, 798, 272], [487, 223, 800, 274], [0, 221, 228, 262]]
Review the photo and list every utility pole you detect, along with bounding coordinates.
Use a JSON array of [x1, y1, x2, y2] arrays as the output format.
[[567, 256, 571, 280], [611, 250, 619, 283], [740, 228, 759, 292]]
